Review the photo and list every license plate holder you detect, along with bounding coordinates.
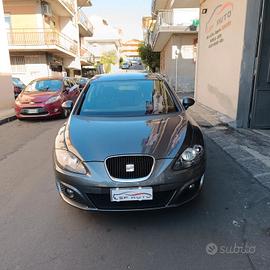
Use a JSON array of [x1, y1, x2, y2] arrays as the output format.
[[26, 108, 39, 114], [110, 187, 153, 202]]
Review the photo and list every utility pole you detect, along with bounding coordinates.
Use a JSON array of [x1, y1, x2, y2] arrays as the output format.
[[172, 45, 180, 92], [175, 52, 179, 92]]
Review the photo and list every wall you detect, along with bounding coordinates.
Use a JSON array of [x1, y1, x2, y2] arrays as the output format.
[[60, 16, 81, 70], [195, 0, 248, 119], [3, 0, 40, 28], [0, 0, 14, 111], [160, 34, 197, 92], [10, 53, 49, 84]]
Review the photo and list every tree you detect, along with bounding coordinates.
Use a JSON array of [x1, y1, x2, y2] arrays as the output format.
[[100, 51, 117, 73], [119, 56, 124, 66], [138, 43, 160, 72]]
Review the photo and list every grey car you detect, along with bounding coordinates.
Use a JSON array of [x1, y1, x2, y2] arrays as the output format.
[[54, 73, 205, 211]]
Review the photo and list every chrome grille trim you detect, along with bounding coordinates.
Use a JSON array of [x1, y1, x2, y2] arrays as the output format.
[[104, 155, 155, 182]]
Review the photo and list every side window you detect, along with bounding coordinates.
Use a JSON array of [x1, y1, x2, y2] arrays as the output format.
[[153, 80, 178, 113]]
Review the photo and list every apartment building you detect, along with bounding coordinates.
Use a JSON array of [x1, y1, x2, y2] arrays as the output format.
[[121, 39, 142, 59], [3, 0, 94, 84], [86, 16, 122, 73], [150, 0, 199, 92]]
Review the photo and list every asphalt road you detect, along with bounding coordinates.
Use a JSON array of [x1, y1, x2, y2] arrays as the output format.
[[0, 118, 270, 270]]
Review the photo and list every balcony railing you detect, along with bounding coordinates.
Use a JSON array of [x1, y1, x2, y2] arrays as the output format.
[[151, 10, 198, 47], [7, 29, 78, 55], [78, 10, 93, 34], [80, 47, 95, 64], [60, 0, 75, 13]]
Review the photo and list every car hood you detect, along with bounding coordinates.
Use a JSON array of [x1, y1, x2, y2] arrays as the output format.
[[20, 91, 59, 103], [67, 114, 193, 161]]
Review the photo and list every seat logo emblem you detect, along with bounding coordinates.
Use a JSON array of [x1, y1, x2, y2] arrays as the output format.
[[126, 164, 135, 172]]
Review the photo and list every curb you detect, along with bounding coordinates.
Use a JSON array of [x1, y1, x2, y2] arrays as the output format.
[[0, 115, 17, 126]]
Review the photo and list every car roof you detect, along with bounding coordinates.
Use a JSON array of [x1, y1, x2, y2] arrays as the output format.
[[92, 72, 164, 82], [32, 76, 64, 81]]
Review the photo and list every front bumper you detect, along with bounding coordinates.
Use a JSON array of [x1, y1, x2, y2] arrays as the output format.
[[54, 158, 205, 211], [15, 102, 63, 119]]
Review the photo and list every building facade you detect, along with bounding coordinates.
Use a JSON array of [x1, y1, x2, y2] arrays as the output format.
[[86, 16, 122, 73], [121, 39, 142, 59], [0, 0, 13, 111], [3, 0, 93, 84], [195, 0, 270, 129], [150, 0, 199, 92]]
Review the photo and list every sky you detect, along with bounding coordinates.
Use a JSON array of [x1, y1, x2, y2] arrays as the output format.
[[83, 0, 152, 41]]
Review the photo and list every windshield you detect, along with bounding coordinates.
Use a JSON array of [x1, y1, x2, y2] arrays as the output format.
[[12, 78, 25, 87], [24, 79, 62, 92], [78, 78, 88, 84], [79, 79, 179, 116]]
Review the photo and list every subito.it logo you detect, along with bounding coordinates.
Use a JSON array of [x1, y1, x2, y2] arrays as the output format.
[[206, 243, 218, 255]]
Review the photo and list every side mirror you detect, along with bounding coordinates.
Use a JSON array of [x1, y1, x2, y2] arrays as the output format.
[[182, 97, 195, 110], [62, 100, 73, 113], [64, 87, 70, 93]]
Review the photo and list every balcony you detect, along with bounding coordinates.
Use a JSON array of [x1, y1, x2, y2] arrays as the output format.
[[151, 9, 199, 51], [77, 0, 92, 7], [46, 0, 75, 17], [7, 29, 78, 57], [78, 10, 94, 37], [152, 0, 199, 13], [80, 50, 95, 65]]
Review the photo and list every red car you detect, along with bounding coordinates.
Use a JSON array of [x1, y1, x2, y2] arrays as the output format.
[[12, 77, 26, 98], [15, 77, 80, 119]]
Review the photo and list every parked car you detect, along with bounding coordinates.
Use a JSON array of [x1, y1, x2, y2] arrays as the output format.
[[15, 77, 80, 119], [121, 62, 130, 69], [75, 77, 89, 91], [12, 77, 26, 98], [131, 59, 139, 65], [54, 73, 205, 211]]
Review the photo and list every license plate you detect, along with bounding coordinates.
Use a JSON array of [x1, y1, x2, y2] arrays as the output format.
[[26, 108, 39, 114], [110, 187, 153, 202]]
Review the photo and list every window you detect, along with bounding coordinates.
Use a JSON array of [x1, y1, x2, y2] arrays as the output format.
[[4, 14, 11, 29], [10, 56, 26, 73], [79, 79, 179, 116]]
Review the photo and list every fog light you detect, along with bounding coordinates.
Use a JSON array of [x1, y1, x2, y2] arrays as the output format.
[[65, 188, 74, 198], [189, 184, 195, 189]]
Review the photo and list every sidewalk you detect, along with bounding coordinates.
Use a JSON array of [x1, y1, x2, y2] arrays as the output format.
[[0, 109, 16, 126], [185, 95, 270, 191]]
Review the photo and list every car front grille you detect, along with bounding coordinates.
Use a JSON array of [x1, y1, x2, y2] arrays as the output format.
[[105, 155, 154, 180]]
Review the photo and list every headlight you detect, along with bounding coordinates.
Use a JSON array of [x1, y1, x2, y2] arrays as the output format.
[[55, 149, 87, 175], [173, 145, 203, 170], [55, 126, 67, 149], [45, 95, 61, 104]]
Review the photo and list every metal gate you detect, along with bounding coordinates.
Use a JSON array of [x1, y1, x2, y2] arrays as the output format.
[[250, 0, 270, 128]]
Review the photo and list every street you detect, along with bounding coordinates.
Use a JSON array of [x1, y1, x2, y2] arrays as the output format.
[[1, 119, 270, 270]]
